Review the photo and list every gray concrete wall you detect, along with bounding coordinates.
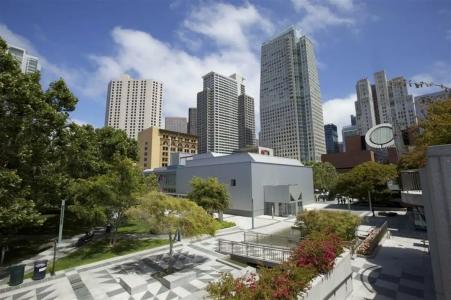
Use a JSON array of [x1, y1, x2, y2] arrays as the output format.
[[251, 164, 314, 216], [176, 162, 253, 215], [420, 144, 451, 300]]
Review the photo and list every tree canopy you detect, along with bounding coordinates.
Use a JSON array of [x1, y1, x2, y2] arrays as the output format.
[[128, 192, 216, 255], [188, 177, 230, 220], [305, 161, 338, 192], [335, 161, 397, 201], [0, 37, 138, 239], [399, 98, 451, 169]]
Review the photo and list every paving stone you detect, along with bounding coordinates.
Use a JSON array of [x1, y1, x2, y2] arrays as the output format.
[[398, 284, 424, 298]]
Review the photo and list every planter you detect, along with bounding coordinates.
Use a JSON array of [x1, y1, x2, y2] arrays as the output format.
[[299, 250, 353, 300]]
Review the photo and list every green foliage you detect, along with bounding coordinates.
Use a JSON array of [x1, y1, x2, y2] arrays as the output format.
[[335, 161, 397, 201], [49, 239, 168, 272], [188, 177, 230, 220], [305, 161, 338, 192], [399, 98, 451, 169], [213, 219, 236, 230], [208, 232, 343, 300], [143, 174, 160, 193], [128, 192, 216, 255], [296, 210, 360, 241]]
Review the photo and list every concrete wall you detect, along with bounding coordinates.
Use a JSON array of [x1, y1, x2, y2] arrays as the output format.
[[301, 250, 353, 300], [176, 162, 253, 216], [420, 144, 451, 300], [251, 164, 314, 216]]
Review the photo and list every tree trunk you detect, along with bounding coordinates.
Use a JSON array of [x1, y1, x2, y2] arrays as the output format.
[[218, 210, 223, 221], [168, 232, 173, 257], [368, 191, 374, 217]]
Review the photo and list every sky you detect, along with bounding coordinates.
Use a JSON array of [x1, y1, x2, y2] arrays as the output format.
[[1, 0, 450, 140]]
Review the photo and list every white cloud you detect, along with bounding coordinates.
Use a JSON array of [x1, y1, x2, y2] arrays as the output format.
[[323, 93, 356, 141], [71, 118, 90, 126], [0, 24, 37, 54], [85, 2, 271, 127], [290, 0, 355, 34]]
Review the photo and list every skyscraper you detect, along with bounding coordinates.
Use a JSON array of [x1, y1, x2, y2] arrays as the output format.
[[165, 117, 187, 133], [7, 44, 40, 74], [105, 74, 163, 139], [187, 107, 197, 135], [355, 78, 376, 135], [260, 27, 326, 162], [197, 72, 240, 154], [238, 94, 256, 148], [355, 71, 416, 134], [350, 115, 357, 126], [324, 124, 339, 154]]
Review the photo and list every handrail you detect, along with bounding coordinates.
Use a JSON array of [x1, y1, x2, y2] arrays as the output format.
[[218, 239, 292, 263], [400, 170, 421, 191], [243, 231, 302, 248]]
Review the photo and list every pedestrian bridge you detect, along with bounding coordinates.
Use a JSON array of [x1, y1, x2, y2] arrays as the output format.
[[217, 239, 292, 267]]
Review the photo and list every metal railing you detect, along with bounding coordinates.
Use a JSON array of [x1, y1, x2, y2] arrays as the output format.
[[218, 239, 292, 263], [400, 169, 422, 191], [243, 232, 302, 248]]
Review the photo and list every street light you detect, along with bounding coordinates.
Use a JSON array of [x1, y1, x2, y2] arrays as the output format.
[[58, 199, 66, 245]]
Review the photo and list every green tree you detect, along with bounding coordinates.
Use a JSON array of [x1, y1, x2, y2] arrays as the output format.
[[305, 161, 339, 193], [399, 98, 451, 169], [143, 174, 160, 193], [128, 192, 216, 257], [336, 162, 397, 215], [69, 158, 143, 244], [188, 177, 230, 221]]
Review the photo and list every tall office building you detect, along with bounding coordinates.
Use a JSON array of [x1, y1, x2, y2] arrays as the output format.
[[355, 79, 376, 135], [355, 71, 416, 134], [260, 27, 326, 162], [197, 72, 254, 154], [165, 117, 187, 133], [324, 124, 339, 154], [105, 74, 163, 139], [342, 125, 359, 152], [7, 45, 40, 74], [187, 107, 197, 135], [350, 114, 356, 126], [238, 94, 256, 148]]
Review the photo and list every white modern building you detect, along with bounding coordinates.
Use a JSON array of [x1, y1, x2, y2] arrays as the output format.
[[197, 72, 255, 154], [7, 44, 40, 74], [149, 152, 314, 217], [165, 117, 187, 134], [355, 79, 376, 135], [104, 74, 163, 139], [260, 27, 326, 163]]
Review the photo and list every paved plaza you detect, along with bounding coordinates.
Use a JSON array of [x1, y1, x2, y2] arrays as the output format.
[[0, 208, 436, 300]]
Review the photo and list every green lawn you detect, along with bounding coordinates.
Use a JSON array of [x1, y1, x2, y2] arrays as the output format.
[[117, 221, 150, 234], [213, 219, 236, 230], [50, 238, 168, 273]]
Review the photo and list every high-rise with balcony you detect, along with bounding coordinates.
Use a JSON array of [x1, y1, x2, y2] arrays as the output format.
[[355, 78, 376, 135], [259, 27, 326, 162], [197, 72, 254, 154], [105, 74, 163, 139], [7, 44, 40, 74], [355, 71, 416, 134]]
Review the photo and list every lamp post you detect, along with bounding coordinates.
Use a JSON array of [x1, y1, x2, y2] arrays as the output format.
[[58, 199, 66, 245], [251, 198, 255, 229]]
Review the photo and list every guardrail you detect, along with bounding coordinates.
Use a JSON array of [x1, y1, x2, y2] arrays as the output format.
[[217, 239, 292, 263], [243, 232, 302, 248], [400, 169, 421, 191]]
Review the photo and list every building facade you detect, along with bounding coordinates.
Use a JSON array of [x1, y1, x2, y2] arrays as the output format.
[[7, 45, 40, 74], [197, 72, 254, 154], [105, 74, 163, 139], [260, 27, 326, 162], [187, 107, 197, 135], [342, 125, 359, 152], [238, 94, 256, 148], [165, 117, 187, 133], [324, 124, 339, 154], [355, 79, 376, 135], [415, 90, 451, 119], [137, 127, 197, 169], [150, 152, 314, 217]]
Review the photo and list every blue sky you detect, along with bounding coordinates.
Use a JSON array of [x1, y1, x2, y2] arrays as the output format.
[[1, 0, 450, 139]]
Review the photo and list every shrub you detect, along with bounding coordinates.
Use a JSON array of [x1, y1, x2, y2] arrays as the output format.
[[296, 210, 360, 241]]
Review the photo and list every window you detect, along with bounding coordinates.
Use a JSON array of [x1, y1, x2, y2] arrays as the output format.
[[231, 179, 236, 186]]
